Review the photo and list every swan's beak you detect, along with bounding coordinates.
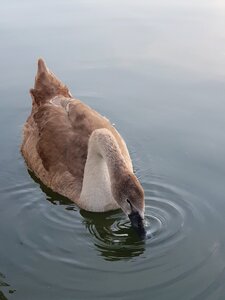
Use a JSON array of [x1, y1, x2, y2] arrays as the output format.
[[128, 211, 146, 238]]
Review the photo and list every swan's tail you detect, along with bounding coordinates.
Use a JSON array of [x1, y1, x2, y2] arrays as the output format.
[[30, 58, 72, 105]]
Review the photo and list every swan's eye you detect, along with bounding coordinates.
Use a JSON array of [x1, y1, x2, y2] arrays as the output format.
[[127, 199, 132, 207]]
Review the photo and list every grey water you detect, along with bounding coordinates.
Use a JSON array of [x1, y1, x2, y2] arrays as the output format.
[[0, 0, 225, 299]]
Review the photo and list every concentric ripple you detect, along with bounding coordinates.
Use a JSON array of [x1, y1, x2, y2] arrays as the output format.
[[13, 175, 189, 267], [2, 170, 225, 299]]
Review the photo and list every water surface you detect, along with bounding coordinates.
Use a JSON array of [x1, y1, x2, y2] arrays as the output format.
[[0, 0, 225, 299]]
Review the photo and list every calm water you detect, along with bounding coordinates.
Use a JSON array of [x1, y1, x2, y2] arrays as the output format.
[[1, 0, 225, 299]]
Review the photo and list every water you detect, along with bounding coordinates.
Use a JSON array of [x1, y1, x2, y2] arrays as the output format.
[[0, 0, 225, 299]]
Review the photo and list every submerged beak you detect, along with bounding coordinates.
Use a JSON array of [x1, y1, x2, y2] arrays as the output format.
[[128, 210, 146, 238]]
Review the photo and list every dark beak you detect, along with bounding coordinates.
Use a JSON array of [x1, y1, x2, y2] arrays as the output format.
[[128, 211, 146, 238]]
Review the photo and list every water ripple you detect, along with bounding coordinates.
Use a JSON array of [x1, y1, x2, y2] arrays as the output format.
[[3, 173, 225, 299], [16, 176, 192, 266]]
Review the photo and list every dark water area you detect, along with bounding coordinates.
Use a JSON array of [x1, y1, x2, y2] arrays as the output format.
[[0, 0, 225, 299]]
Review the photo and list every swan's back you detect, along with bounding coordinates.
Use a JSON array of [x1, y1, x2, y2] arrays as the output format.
[[21, 59, 132, 202]]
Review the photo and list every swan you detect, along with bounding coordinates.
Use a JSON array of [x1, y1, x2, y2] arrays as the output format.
[[21, 59, 145, 232]]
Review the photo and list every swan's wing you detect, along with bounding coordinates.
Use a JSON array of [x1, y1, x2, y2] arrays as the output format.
[[30, 58, 132, 178], [33, 102, 89, 183], [33, 98, 132, 180]]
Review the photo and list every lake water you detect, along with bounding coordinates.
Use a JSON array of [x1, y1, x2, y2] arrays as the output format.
[[0, 0, 225, 299]]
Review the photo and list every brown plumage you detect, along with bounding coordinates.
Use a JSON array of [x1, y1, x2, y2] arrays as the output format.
[[21, 59, 145, 219]]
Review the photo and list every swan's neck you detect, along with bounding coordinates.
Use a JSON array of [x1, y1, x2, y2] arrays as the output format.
[[79, 129, 127, 212]]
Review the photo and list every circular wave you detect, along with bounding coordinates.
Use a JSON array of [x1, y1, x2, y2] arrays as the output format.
[[15, 176, 191, 266], [5, 173, 225, 299]]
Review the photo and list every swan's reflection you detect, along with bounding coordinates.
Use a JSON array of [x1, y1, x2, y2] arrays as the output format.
[[28, 169, 146, 261], [80, 210, 146, 261], [28, 170, 73, 206]]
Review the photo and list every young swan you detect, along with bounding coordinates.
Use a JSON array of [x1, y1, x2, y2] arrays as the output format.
[[81, 128, 145, 230], [21, 59, 145, 232]]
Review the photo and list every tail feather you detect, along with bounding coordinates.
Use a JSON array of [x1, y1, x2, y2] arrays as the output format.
[[30, 58, 72, 105], [37, 58, 49, 75]]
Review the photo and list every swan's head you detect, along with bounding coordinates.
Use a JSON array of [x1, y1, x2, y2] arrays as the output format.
[[112, 172, 145, 236]]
